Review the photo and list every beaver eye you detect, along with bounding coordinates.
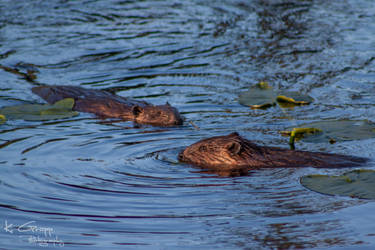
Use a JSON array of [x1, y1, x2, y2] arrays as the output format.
[[132, 105, 143, 116]]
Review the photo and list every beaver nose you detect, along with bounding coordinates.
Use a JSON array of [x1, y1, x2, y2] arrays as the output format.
[[178, 151, 185, 161], [175, 116, 184, 125], [175, 119, 183, 125]]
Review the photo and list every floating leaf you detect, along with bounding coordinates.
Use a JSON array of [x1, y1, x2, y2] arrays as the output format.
[[276, 92, 313, 108], [239, 84, 313, 109], [284, 120, 375, 143], [256, 81, 272, 89], [239, 84, 276, 109], [281, 127, 322, 137], [0, 114, 5, 124], [53, 98, 75, 109], [0, 98, 78, 121], [281, 127, 322, 149], [301, 170, 375, 199]]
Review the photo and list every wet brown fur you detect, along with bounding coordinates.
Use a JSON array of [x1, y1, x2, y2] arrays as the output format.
[[32, 85, 183, 126], [179, 133, 367, 173]]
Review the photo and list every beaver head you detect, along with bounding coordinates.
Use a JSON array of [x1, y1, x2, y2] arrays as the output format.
[[179, 132, 269, 170], [132, 103, 183, 126]]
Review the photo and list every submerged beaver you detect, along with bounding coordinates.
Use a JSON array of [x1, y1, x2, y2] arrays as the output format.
[[179, 132, 367, 174], [32, 85, 183, 126]]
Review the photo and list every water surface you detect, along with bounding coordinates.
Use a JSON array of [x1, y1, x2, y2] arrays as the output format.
[[1, 0, 375, 249]]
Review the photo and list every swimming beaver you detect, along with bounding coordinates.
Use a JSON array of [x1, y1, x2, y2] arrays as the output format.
[[179, 132, 367, 172], [32, 85, 183, 126]]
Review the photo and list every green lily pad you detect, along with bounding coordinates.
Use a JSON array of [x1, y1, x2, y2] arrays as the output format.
[[239, 83, 313, 109], [284, 120, 375, 143], [0, 98, 78, 121], [301, 170, 375, 199], [239, 84, 276, 109]]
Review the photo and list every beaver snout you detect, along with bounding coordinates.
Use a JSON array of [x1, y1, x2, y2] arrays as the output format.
[[132, 104, 183, 126], [178, 151, 186, 162], [174, 116, 184, 126]]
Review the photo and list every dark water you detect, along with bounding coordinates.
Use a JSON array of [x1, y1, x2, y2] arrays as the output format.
[[1, 0, 375, 249]]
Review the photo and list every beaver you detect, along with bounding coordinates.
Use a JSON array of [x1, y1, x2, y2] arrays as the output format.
[[32, 85, 183, 126], [179, 132, 367, 174], [0, 64, 183, 126]]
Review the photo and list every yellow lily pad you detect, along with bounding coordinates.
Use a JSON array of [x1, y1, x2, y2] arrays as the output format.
[[0, 114, 6, 124], [256, 81, 272, 89], [276, 93, 312, 107], [301, 170, 375, 199], [239, 83, 313, 109], [281, 127, 322, 138], [0, 98, 78, 121], [284, 120, 375, 143], [281, 127, 322, 149]]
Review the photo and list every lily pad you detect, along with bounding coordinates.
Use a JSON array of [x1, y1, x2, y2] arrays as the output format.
[[0, 98, 78, 121], [239, 84, 276, 109], [281, 127, 322, 138], [284, 120, 375, 143], [0, 114, 5, 124], [281, 127, 322, 149], [301, 170, 375, 199], [276, 91, 314, 108], [239, 83, 313, 109]]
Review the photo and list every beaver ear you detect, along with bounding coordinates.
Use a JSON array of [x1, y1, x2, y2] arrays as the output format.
[[228, 132, 240, 137], [226, 142, 241, 155], [166, 102, 171, 106], [132, 105, 143, 116]]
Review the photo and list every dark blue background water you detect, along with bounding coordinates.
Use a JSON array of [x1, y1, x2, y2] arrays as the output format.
[[1, 0, 375, 249]]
